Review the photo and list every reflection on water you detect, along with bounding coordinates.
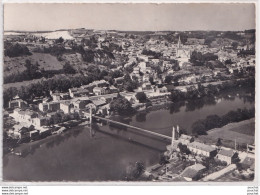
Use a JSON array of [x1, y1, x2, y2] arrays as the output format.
[[3, 92, 254, 181]]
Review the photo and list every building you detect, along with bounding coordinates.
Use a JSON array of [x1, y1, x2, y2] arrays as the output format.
[[187, 141, 217, 158], [32, 116, 50, 127], [73, 99, 91, 110], [109, 85, 119, 93], [247, 144, 255, 154], [179, 134, 194, 145], [39, 102, 60, 112], [9, 99, 27, 109], [180, 164, 206, 181], [69, 88, 89, 98], [51, 92, 70, 101], [51, 93, 61, 101], [12, 124, 34, 140], [216, 149, 237, 165], [93, 87, 107, 96], [156, 86, 168, 93], [60, 102, 74, 114]]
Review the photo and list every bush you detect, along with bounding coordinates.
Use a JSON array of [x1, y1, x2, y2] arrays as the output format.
[[136, 92, 147, 103], [4, 43, 31, 57]]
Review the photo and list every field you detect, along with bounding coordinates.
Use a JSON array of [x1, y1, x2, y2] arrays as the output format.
[[197, 118, 255, 150], [4, 52, 64, 76], [229, 122, 255, 136]]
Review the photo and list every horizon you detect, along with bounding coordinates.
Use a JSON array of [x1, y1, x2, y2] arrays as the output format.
[[4, 28, 256, 33], [4, 3, 255, 32]]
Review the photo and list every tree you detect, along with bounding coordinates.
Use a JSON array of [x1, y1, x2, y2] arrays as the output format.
[[125, 162, 145, 180], [4, 42, 31, 57], [63, 62, 76, 74], [165, 76, 172, 84], [159, 154, 169, 165], [191, 120, 207, 135], [55, 37, 64, 44], [231, 42, 239, 50], [110, 96, 134, 115], [136, 92, 147, 103], [216, 138, 222, 147]]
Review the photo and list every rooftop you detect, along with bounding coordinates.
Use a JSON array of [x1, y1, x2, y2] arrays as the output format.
[[188, 141, 216, 152], [218, 149, 235, 157]]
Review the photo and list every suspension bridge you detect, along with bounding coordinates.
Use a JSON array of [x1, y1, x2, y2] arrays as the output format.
[[92, 115, 172, 141]]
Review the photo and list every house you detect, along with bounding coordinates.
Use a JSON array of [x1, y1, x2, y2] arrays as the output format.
[[60, 93, 70, 100], [156, 86, 168, 93], [180, 164, 206, 181], [29, 130, 40, 140], [138, 62, 147, 73], [12, 123, 34, 140], [187, 141, 217, 158], [96, 104, 110, 116], [73, 99, 91, 110], [141, 82, 152, 91], [114, 77, 124, 85], [39, 102, 60, 112], [93, 87, 107, 96], [178, 134, 194, 145], [24, 110, 38, 121], [32, 116, 50, 127], [91, 98, 107, 108], [109, 85, 119, 93], [69, 88, 89, 98], [60, 102, 74, 114], [133, 67, 140, 75], [51, 93, 61, 101], [216, 149, 237, 165], [92, 80, 109, 87], [9, 99, 27, 109], [39, 103, 49, 112]]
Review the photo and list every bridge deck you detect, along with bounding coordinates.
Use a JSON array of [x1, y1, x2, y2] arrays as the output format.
[[93, 115, 172, 140]]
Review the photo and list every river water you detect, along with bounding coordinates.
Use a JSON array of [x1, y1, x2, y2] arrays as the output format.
[[3, 91, 254, 181]]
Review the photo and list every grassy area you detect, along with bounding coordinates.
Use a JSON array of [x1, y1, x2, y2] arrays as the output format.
[[229, 122, 255, 136], [196, 118, 255, 150], [4, 52, 64, 76]]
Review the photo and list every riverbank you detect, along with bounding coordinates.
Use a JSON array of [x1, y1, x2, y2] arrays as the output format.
[[5, 118, 90, 155], [196, 118, 255, 150]]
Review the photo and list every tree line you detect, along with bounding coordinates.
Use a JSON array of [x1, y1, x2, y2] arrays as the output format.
[[169, 78, 255, 102], [191, 107, 255, 135]]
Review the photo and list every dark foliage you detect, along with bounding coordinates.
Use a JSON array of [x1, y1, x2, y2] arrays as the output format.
[[4, 43, 31, 57]]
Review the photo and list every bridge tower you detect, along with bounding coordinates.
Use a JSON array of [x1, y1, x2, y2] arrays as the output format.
[[89, 108, 92, 124], [171, 126, 176, 147], [176, 125, 180, 139]]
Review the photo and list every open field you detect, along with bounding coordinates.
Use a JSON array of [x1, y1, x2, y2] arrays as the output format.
[[197, 118, 255, 150], [4, 52, 64, 76], [229, 121, 255, 136]]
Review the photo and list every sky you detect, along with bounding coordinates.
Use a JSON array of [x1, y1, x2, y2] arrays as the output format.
[[4, 3, 256, 32]]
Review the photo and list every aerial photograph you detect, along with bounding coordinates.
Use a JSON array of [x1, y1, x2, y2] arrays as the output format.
[[2, 3, 256, 182]]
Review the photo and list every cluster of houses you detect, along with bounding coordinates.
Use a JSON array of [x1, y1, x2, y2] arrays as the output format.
[[159, 126, 255, 181]]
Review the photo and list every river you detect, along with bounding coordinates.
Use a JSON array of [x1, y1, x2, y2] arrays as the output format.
[[3, 91, 254, 181]]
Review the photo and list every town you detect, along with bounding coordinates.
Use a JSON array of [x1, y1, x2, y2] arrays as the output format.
[[3, 28, 255, 182]]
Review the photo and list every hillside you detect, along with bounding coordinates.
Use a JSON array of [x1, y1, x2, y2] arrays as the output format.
[[4, 52, 64, 76]]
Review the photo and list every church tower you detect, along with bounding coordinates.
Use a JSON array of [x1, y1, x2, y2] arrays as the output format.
[[177, 36, 182, 49]]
